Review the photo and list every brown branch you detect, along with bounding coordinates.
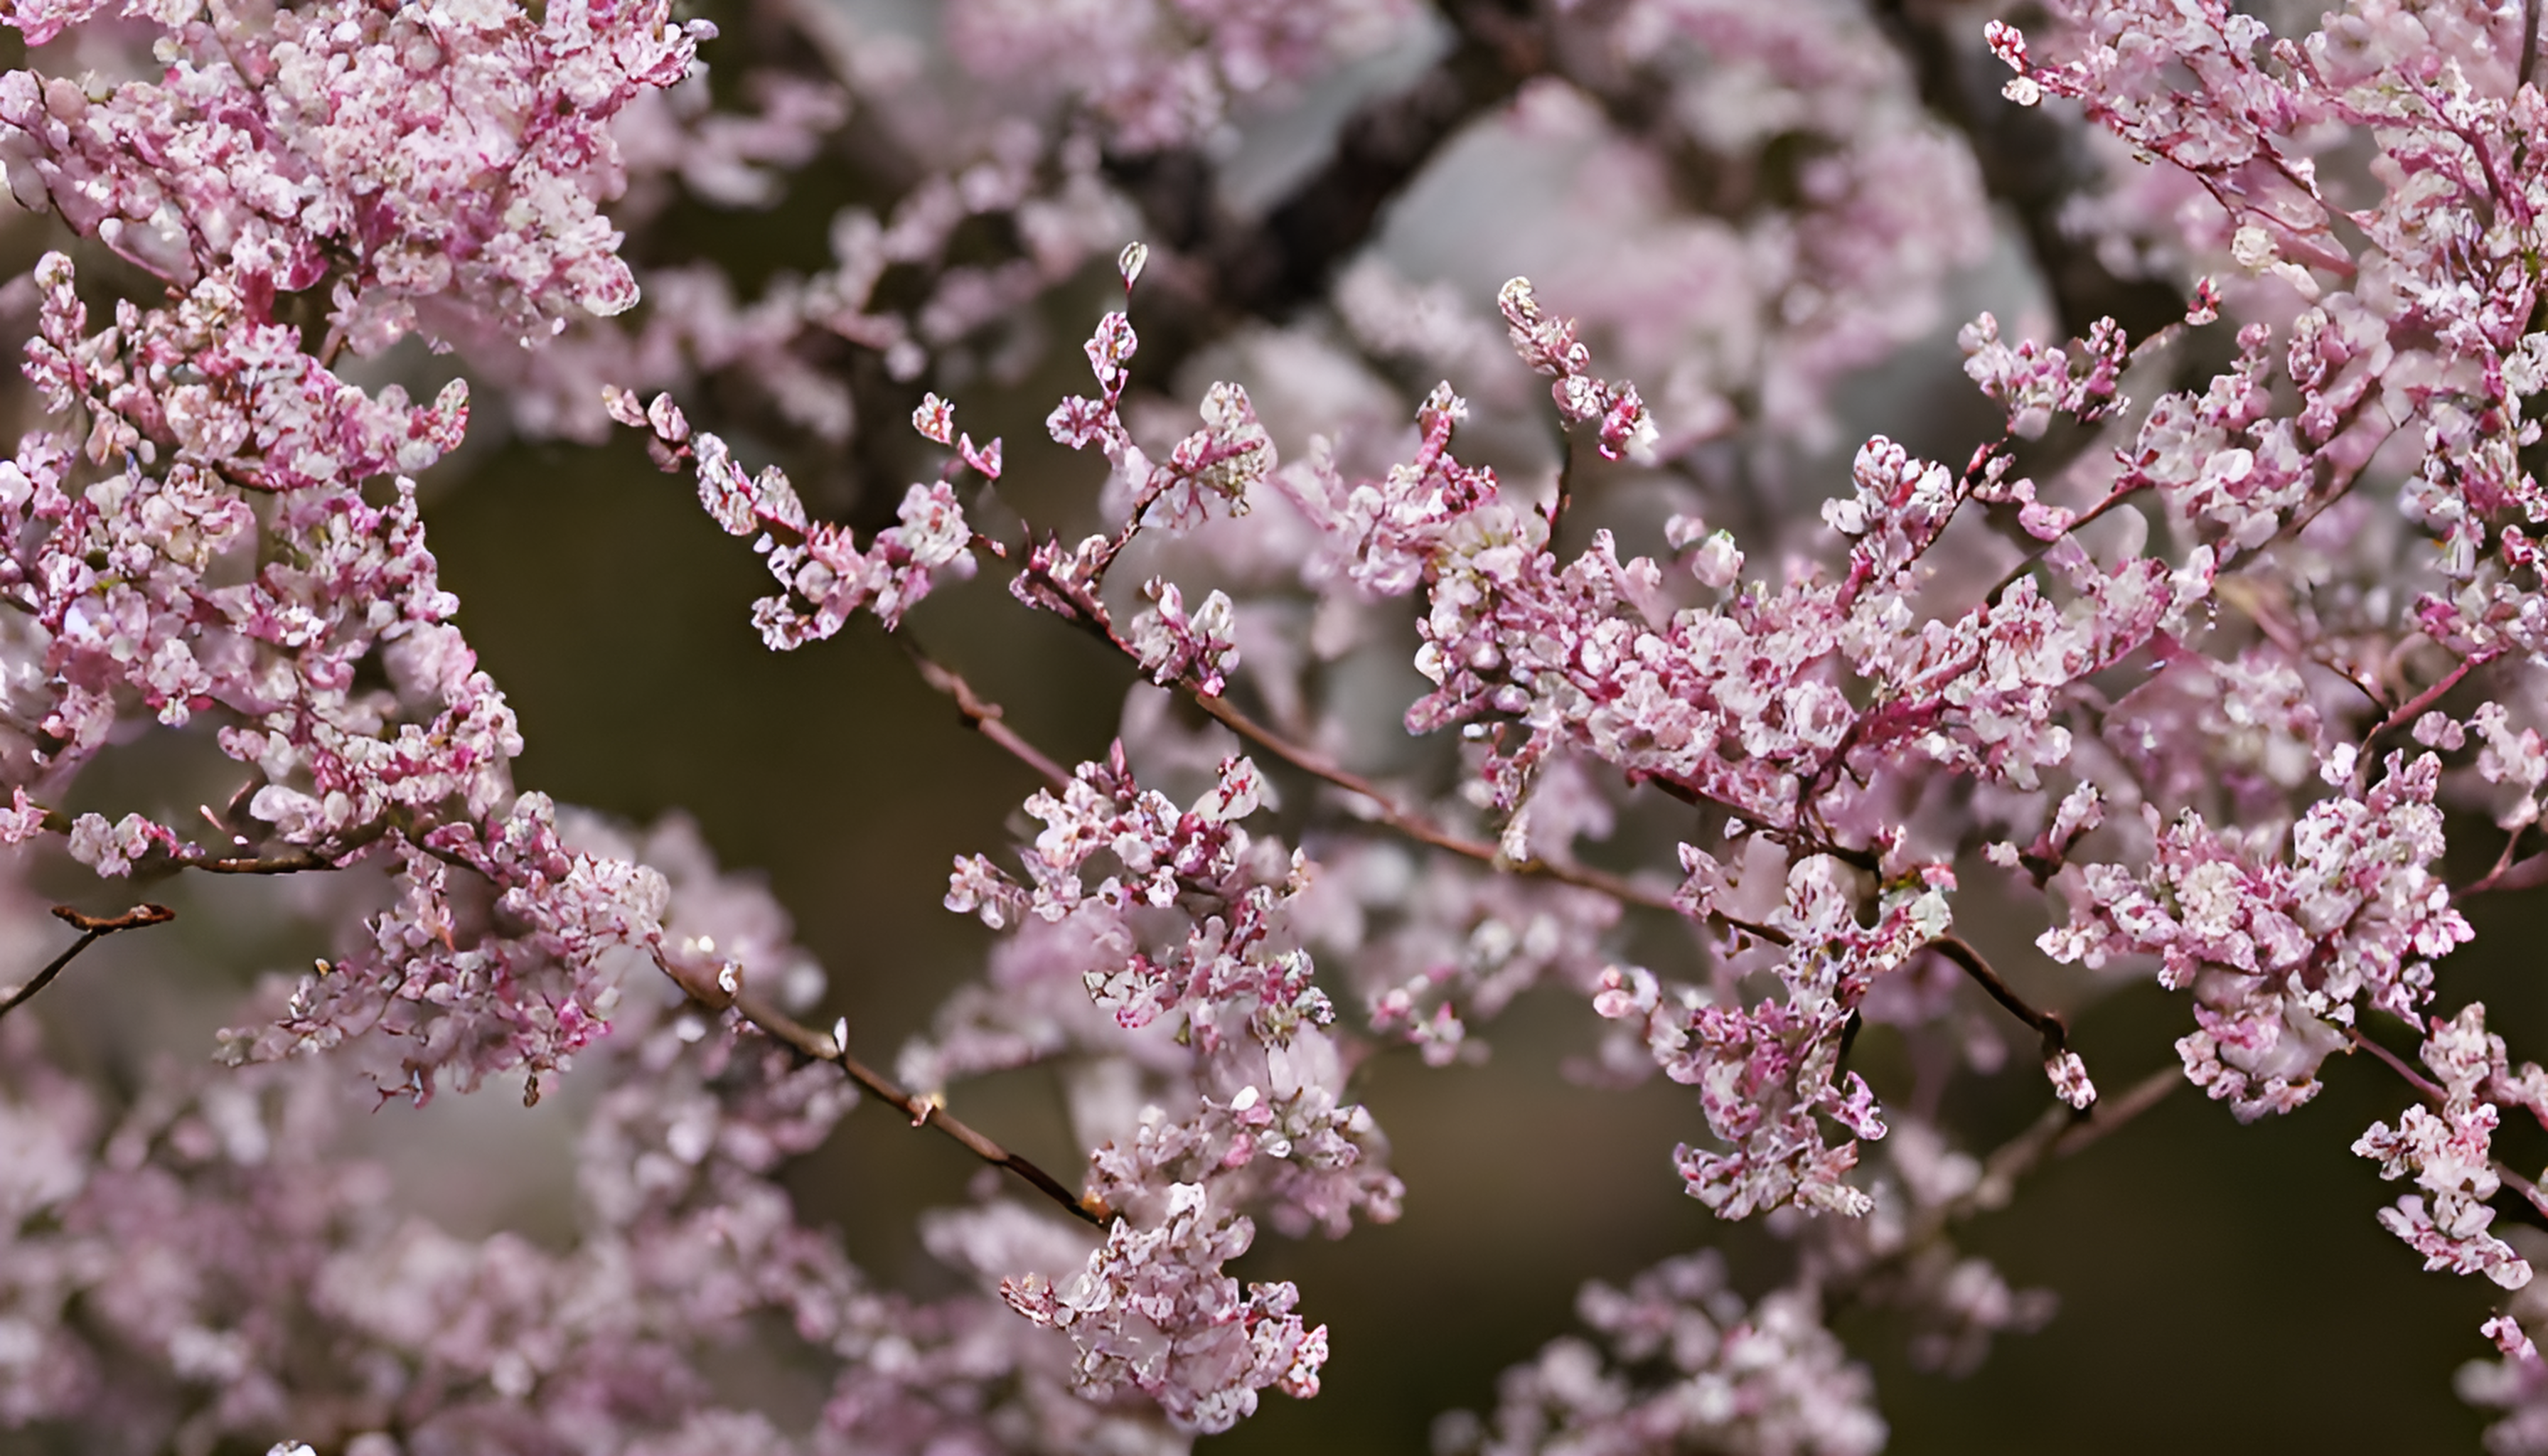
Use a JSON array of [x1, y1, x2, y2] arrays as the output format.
[[1955, 1064, 2179, 1221], [2527, 0, 2543, 95], [1547, 435, 1581, 545], [956, 569, 1781, 938], [655, 950, 1107, 1227], [2050, 1063, 2182, 1158], [0, 902, 176, 1022], [2348, 1023, 2449, 1106], [185, 847, 338, 874], [1838, 1064, 2179, 1307], [116, 785, 1103, 1224], [1184, 688, 1792, 943], [1927, 933, 2070, 1063], [899, 638, 1074, 791]]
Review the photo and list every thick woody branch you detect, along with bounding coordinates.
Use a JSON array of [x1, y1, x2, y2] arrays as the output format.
[[1110, 0, 1543, 366], [0, 902, 177, 1023]]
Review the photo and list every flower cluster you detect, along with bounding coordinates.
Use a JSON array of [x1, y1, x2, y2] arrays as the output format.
[[0, 0, 712, 350], [933, 749, 1398, 1425], [24, 0, 2548, 1445], [1440, 1251, 1885, 1456], [1591, 858, 1949, 1220], [2044, 754, 2471, 1120], [606, 387, 980, 647], [2355, 1004, 2534, 1293], [1497, 277, 1654, 463]]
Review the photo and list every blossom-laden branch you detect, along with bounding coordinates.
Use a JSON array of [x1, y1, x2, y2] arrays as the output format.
[[0, 849, 1156, 1455], [27, 0, 2548, 1440], [2351, 1006, 2547, 1297], [2043, 752, 2471, 1121], [0, 901, 175, 1022], [933, 747, 1397, 1430], [658, 254, 2205, 1233]]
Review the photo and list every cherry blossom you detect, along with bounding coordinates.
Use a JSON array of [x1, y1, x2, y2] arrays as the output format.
[[16, 0, 2548, 1445]]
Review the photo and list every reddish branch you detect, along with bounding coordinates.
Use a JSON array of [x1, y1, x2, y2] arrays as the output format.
[[2463, 849, 2548, 898], [2348, 1024, 2448, 1105], [2353, 644, 2504, 791], [0, 902, 177, 1022], [900, 639, 1074, 791]]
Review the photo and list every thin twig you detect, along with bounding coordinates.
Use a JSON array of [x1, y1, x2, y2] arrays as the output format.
[[2463, 850, 2548, 898], [2214, 574, 2387, 712], [899, 638, 1074, 791], [2349, 1023, 2451, 1106], [2347, 1024, 2548, 1234], [655, 949, 1106, 1226], [1546, 434, 1580, 544], [129, 786, 1109, 1225], [2498, 1160, 2548, 1219], [912, 573, 1779, 938], [1982, 483, 2145, 606], [1927, 933, 2070, 1061], [0, 903, 177, 1022], [2352, 644, 2502, 792], [1183, 689, 1792, 943], [2050, 1063, 2182, 1158], [1837, 1064, 2180, 1309], [109, 791, 1100, 1222], [1948, 1064, 2180, 1226], [2468, 826, 2532, 899]]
